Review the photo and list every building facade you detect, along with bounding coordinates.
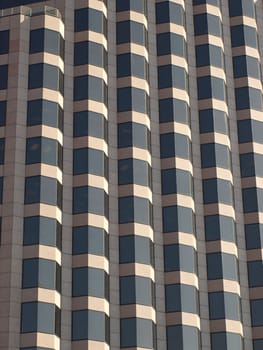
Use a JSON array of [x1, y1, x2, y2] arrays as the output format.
[[0, 0, 262, 349]]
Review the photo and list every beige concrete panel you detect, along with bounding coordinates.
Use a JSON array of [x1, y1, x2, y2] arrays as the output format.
[[0, 91, 7, 100], [162, 193, 195, 209], [22, 288, 61, 307], [198, 99, 228, 112], [117, 76, 149, 94], [72, 340, 109, 350], [119, 263, 155, 280], [163, 232, 197, 249], [210, 320, 243, 334], [27, 125, 63, 144], [72, 254, 109, 272], [236, 109, 263, 122], [157, 55, 188, 70], [74, 99, 108, 116], [193, 4, 222, 17], [118, 184, 152, 200], [158, 88, 189, 102], [230, 16, 256, 27], [200, 132, 230, 147], [72, 296, 109, 315], [232, 46, 259, 60], [253, 327, 263, 339], [30, 14, 64, 35], [26, 164, 62, 183], [20, 333, 60, 349], [28, 88, 63, 108], [23, 245, 61, 263], [75, 65, 107, 83], [24, 203, 62, 222], [117, 11, 147, 27], [208, 280, 240, 295], [156, 0, 184, 7], [73, 213, 109, 230], [156, 23, 186, 38], [0, 16, 9, 30], [159, 122, 191, 138], [196, 66, 226, 80], [75, 31, 107, 49], [241, 177, 257, 189], [206, 240, 238, 255], [166, 312, 200, 328], [73, 136, 108, 154], [234, 76, 262, 89], [73, 174, 108, 191], [117, 111, 150, 127], [249, 287, 263, 300], [161, 158, 193, 173], [165, 271, 198, 288], [120, 305, 156, 321], [244, 212, 261, 224], [75, 0, 107, 16], [117, 43, 148, 59], [0, 55, 9, 65], [118, 223, 153, 239], [204, 203, 235, 218], [194, 34, 223, 47], [118, 148, 151, 164], [202, 168, 233, 182], [29, 52, 64, 72], [246, 249, 263, 261]]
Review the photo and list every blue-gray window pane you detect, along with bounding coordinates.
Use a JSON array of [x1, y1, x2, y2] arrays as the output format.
[[72, 225, 108, 256]]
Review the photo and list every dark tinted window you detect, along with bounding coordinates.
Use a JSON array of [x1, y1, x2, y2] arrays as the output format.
[[117, 21, 146, 45], [72, 225, 108, 256], [30, 28, 64, 57], [73, 186, 108, 216], [164, 244, 196, 272], [0, 30, 9, 55], [119, 196, 152, 225], [231, 25, 257, 48], [74, 8, 106, 34], [74, 111, 107, 139], [194, 13, 221, 36], [163, 205, 194, 234], [119, 235, 153, 265], [157, 32, 186, 57], [74, 41, 107, 68], [159, 98, 189, 124], [0, 65, 8, 90], [167, 325, 200, 350], [74, 75, 107, 103], [117, 87, 148, 113], [118, 122, 150, 150], [28, 64, 63, 94]]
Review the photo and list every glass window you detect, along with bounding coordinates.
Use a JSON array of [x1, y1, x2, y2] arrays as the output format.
[[194, 13, 221, 36], [0, 65, 8, 90], [159, 98, 189, 124], [209, 292, 240, 320], [164, 244, 196, 272], [21, 302, 60, 335], [116, 0, 146, 13], [0, 138, 4, 164], [119, 235, 154, 265], [73, 186, 108, 216], [120, 318, 155, 348], [118, 158, 151, 186], [160, 133, 190, 159], [118, 122, 150, 150], [229, 0, 255, 18], [193, 0, 219, 5], [72, 267, 108, 299], [72, 310, 109, 342], [245, 223, 263, 250], [30, 28, 64, 58], [233, 55, 260, 78], [238, 119, 263, 143], [72, 225, 108, 256], [117, 21, 146, 45], [163, 205, 194, 234], [197, 76, 225, 100], [235, 87, 263, 111], [26, 137, 62, 168], [166, 284, 198, 313], [74, 75, 107, 103], [231, 25, 257, 48], [28, 64, 63, 94], [199, 109, 228, 134], [157, 32, 186, 57], [0, 101, 6, 126], [24, 176, 62, 208], [167, 325, 200, 350], [23, 216, 61, 249], [205, 215, 235, 242], [120, 276, 154, 306], [73, 148, 107, 177], [0, 30, 9, 55], [240, 153, 263, 177], [117, 87, 148, 113], [117, 53, 148, 79], [211, 332, 243, 350], [248, 261, 263, 287], [251, 299, 263, 326], [243, 188, 263, 213], [74, 8, 106, 34], [0, 176, 3, 204], [74, 41, 107, 68], [158, 65, 187, 90], [254, 339, 263, 350], [22, 258, 60, 291], [196, 44, 224, 68], [156, 2, 184, 25], [203, 178, 233, 205], [161, 168, 192, 195], [74, 110, 107, 139], [207, 252, 238, 280], [201, 143, 230, 169], [27, 99, 63, 130], [119, 196, 152, 225]]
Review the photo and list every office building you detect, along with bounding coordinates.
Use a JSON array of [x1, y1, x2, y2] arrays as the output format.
[[0, 0, 262, 349]]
